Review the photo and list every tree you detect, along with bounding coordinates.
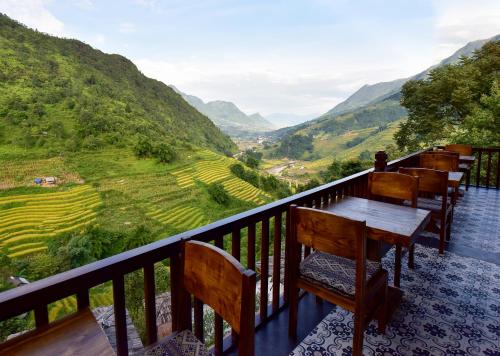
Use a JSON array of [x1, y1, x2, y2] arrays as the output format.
[[396, 40, 500, 151], [134, 137, 154, 158], [208, 182, 231, 205], [207, 182, 230, 205], [154, 143, 177, 163]]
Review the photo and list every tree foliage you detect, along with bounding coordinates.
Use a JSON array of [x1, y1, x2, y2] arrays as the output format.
[[396, 41, 500, 151], [207, 182, 230, 205]]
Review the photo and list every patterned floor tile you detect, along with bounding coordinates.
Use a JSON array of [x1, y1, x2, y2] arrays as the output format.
[[291, 246, 500, 356]]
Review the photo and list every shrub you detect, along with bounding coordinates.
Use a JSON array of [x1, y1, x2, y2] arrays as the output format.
[[207, 182, 230, 205]]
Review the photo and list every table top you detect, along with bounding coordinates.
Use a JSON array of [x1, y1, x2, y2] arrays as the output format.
[[323, 196, 431, 246], [448, 171, 464, 187], [0, 309, 115, 356], [459, 155, 475, 163]]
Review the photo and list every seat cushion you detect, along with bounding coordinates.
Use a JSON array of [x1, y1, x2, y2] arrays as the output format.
[[299, 251, 381, 298], [143, 329, 209, 356], [416, 197, 450, 212]]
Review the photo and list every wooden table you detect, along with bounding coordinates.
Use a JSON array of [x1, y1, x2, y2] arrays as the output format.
[[448, 171, 464, 203], [323, 196, 431, 321], [0, 309, 115, 356]]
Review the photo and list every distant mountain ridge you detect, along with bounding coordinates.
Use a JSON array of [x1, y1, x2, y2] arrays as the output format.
[[326, 34, 500, 117], [171, 86, 275, 135], [268, 34, 499, 164]]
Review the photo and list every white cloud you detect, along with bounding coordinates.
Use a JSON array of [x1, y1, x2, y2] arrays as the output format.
[[0, 0, 65, 37], [119, 22, 136, 33], [72, 0, 94, 10], [432, 0, 500, 60], [133, 56, 403, 116]]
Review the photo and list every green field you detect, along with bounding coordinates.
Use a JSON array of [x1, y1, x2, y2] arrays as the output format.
[[0, 147, 271, 260]]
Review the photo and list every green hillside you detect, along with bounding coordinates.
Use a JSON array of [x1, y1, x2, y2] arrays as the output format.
[[0, 14, 236, 154]]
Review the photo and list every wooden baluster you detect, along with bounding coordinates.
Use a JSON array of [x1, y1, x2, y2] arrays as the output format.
[[34, 305, 48, 328], [193, 298, 204, 343], [283, 211, 290, 304], [214, 313, 223, 356], [144, 263, 157, 346], [232, 229, 241, 261], [272, 212, 282, 313], [496, 152, 500, 189], [231, 229, 241, 346], [248, 223, 256, 271], [214, 235, 224, 355], [113, 275, 128, 356], [486, 150, 492, 188], [476, 150, 482, 187], [77, 289, 90, 311], [260, 219, 269, 322]]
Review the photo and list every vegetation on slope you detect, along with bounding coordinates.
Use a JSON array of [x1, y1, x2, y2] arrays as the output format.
[[0, 14, 236, 154], [396, 40, 500, 151]]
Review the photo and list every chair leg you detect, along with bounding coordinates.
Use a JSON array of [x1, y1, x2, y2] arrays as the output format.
[[352, 312, 364, 356], [466, 170, 470, 191], [407, 244, 415, 269], [378, 283, 388, 334], [394, 245, 402, 288], [439, 221, 446, 254], [315, 295, 323, 303], [288, 287, 299, 337]]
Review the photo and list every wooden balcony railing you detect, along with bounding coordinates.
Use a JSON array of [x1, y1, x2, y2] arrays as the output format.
[[471, 147, 500, 189], [0, 146, 493, 355]]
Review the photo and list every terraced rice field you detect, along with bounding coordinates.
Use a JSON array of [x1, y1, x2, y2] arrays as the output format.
[[48, 286, 113, 322], [146, 204, 207, 231], [0, 185, 102, 258], [171, 150, 270, 205], [222, 178, 268, 205]]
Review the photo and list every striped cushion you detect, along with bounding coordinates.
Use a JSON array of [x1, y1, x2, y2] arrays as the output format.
[[300, 251, 381, 297]]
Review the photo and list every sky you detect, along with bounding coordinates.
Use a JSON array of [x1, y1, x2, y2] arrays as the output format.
[[1, 0, 499, 117]]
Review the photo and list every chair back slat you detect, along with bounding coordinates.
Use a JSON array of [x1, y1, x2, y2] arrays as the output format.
[[445, 144, 472, 156], [183, 241, 255, 335], [420, 153, 458, 171], [290, 205, 366, 261], [367, 172, 418, 207], [399, 167, 448, 195]]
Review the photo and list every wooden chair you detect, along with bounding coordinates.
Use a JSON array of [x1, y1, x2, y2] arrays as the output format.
[[145, 240, 256, 356], [399, 168, 453, 254], [445, 144, 473, 191], [367, 172, 418, 287], [420, 153, 460, 204], [420, 152, 459, 171], [288, 205, 388, 356]]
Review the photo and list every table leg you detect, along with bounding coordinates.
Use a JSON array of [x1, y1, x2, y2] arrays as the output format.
[[394, 245, 402, 288]]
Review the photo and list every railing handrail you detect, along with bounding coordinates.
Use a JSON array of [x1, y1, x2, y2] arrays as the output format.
[[0, 148, 429, 322]]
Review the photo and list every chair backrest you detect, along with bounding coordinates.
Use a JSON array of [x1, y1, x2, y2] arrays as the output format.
[[420, 153, 458, 171], [290, 205, 367, 261], [445, 144, 472, 156], [367, 172, 418, 208], [289, 205, 368, 300], [399, 167, 448, 197], [182, 240, 256, 355]]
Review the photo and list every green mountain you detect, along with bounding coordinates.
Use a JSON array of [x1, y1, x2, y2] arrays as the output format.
[[171, 86, 275, 136], [0, 14, 236, 154]]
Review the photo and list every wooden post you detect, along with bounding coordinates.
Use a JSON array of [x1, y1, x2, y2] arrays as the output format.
[[374, 151, 388, 172]]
